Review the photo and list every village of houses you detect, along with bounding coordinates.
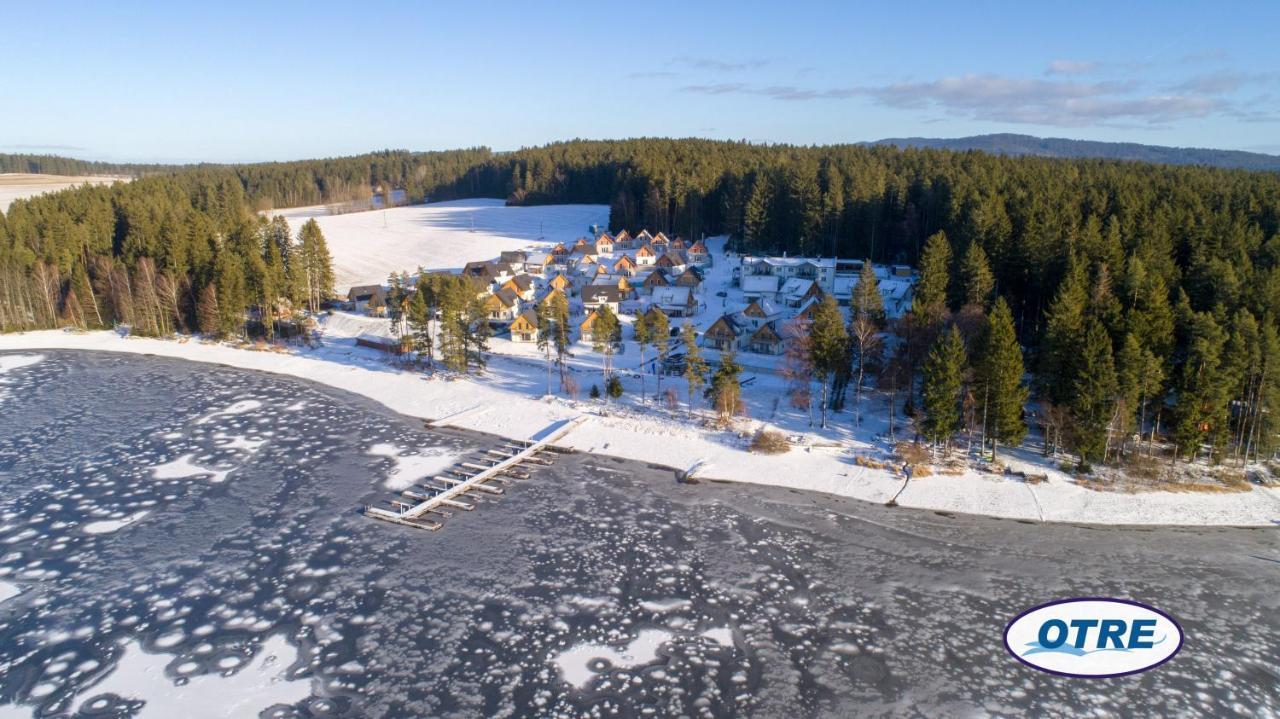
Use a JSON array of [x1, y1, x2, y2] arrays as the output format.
[[341, 228, 916, 387]]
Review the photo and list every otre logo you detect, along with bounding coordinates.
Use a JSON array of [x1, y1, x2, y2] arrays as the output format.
[[1004, 598, 1183, 678]]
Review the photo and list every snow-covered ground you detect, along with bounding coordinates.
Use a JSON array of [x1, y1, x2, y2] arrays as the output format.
[[0, 174, 128, 211], [2, 330, 1277, 527], [270, 198, 608, 293]]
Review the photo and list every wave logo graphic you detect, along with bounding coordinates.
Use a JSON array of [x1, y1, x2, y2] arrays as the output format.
[[1004, 598, 1184, 678]]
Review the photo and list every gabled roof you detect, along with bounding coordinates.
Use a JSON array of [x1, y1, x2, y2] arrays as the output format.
[[503, 274, 535, 292], [705, 314, 746, 339], [643, 269, 671, 287], [743, 298, 779, 318], [537, 286, 567, 307], [651, 286, 694, 307], [346, 284, 386, 302], [636, 244, 656, 257], [485, 287, 519, 308], [613, 254, 636, 269], [750, 322, 783, 344], [655, 251, 687, 267], [613, 229, 632, 243], [582, 285, 627, 304], [463, 260, 499, 280], [510, 309, 539, 332], [551, 243, 570, 255]]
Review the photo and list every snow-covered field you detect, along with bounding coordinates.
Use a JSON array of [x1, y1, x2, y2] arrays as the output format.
[[0, 174, 127, 211], [2, 330, 1277, 527], [271, 198, 608, 292]]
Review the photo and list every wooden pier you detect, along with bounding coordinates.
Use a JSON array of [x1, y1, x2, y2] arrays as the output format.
[[364, 417, 587, 531]]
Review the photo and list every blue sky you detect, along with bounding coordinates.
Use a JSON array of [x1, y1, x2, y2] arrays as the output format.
[[4, 1, 1278, 163]]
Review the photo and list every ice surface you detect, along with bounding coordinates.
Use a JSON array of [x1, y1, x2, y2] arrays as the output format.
[[150, 455, 231, 483], [367, 443, 465, 490], [554, 628, 674, 690], [82, 510, 150, 534], [71, 634, 309, 719]]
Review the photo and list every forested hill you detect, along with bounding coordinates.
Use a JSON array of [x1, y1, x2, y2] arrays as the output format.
[[866, 134, 1280, 172], [0, 153, 183, 177]]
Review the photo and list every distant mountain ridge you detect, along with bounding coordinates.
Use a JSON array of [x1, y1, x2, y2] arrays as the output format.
[[866, 133, 1280, 172]]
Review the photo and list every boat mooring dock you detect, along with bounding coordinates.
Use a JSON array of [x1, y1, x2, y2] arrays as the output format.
[[364, 416, 587, 531]]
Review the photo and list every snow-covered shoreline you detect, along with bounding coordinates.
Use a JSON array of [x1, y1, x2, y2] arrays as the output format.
[[3, 330, 1278, 528]]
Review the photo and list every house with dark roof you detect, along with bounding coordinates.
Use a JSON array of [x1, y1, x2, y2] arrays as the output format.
[[500, 274, 537, 301], [746, 322, 784, 355], [509, 309, 539, 342], [482, 287, 520, 323], [346, 284, 388, 315], [702, 313, 747, 351], [581, 284, 629, 315]]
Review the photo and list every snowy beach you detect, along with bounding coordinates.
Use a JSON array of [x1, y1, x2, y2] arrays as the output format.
[[2, 333, 1277, 527]]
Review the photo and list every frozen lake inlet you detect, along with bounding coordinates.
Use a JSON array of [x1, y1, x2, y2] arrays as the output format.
[[0, 350, 1276, 717]]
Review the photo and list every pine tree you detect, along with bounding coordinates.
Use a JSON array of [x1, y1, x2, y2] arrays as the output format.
[[921, 325, 966, 449], [633, 309, 651, 401], [550, 291, 571, 390], [297, 219, 334, 314], [214, 251, 247, 336], [591, 304, 621, 389], [913, 230, 952, 321], [975, 297, 1027, 458], [706, 349, 744, 423], [958, 242, 995, 310], [1115, 332, 1163, 459], [682, 322, 707, 417], [536, 303, 553, 395], [1069, 319, 1118, 468], [648, 309, 670, 398], [1040, 254, 1089, 404], [1171, 312, 1228, 461], [808, 295, 848, 428], [197, 283, 220, 337], [407, 279, 434, 367], [851, 261, 884, 325]]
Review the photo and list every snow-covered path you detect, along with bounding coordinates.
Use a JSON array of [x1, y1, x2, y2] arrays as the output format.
[[1, 330, 1277, 527]]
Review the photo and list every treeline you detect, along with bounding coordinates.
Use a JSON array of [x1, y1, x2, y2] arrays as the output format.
[[0, 153, 184, 177], [0, 172, 334, 338]]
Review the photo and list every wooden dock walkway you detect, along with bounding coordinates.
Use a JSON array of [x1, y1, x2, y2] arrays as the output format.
[[364, 416, 587, 531]]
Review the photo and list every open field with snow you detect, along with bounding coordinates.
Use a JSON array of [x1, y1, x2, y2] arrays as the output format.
[[271, 198, 608, 292], [2, 330, 1278, 527], [0, 173, 128, 210]]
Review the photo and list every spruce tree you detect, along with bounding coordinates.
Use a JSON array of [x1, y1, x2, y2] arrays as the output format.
[[921, 325, 966, 449], [958, 242, 995, 310], [706, 349, 744, 423], [975, 297, 1027, 457], [633, 309, 651, 401], [851, 261, 884, 325], [682, 322, 707, 417], [1040, 254, 1089, 405], [1069, 319, 1118, 468], [808, 295, 848, 428], [913, 230, 952, 321], [648, 309, 670, 398], [1171, 312, 1228, 461], [550, 292, 571, 390]]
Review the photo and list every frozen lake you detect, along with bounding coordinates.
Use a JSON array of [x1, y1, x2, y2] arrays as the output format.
[[0, 351, 1276, 717]]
